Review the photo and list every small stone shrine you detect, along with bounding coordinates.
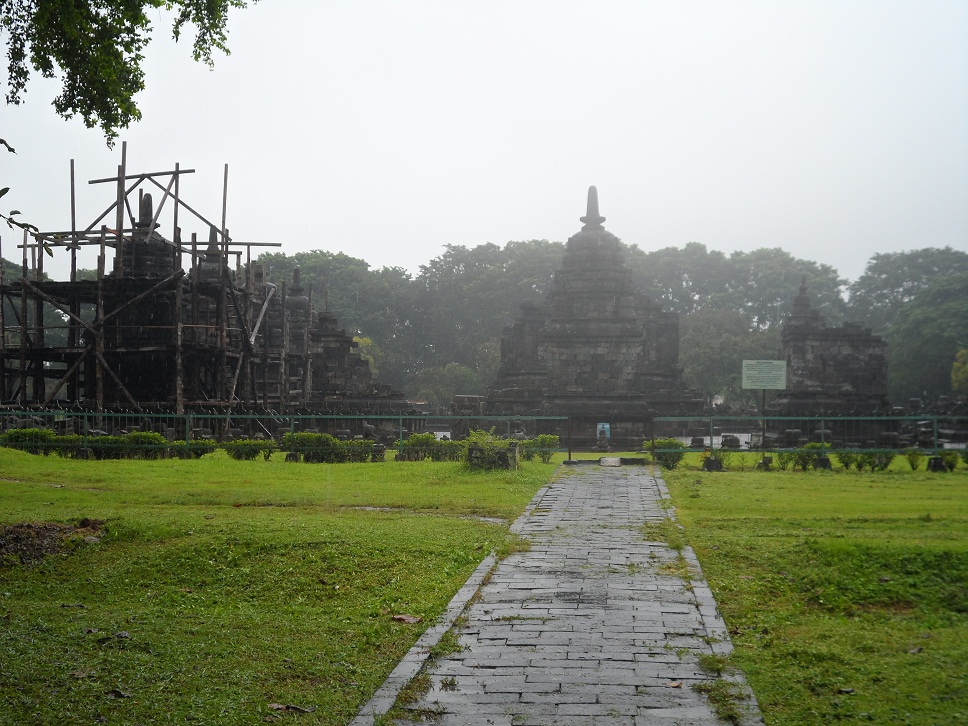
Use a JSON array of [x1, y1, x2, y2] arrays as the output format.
[[486, 187, 702, 445], [770, 279, 890, 415]]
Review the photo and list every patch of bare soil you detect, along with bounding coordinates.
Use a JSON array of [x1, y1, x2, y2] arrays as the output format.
[[0, 518, 105, 567]]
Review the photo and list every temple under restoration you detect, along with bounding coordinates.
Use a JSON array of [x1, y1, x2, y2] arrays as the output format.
[[0, 153, 407, 417], [486, 187, 702, 444]]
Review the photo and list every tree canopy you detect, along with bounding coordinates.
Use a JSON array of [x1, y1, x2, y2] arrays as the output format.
[[6, 241, 961, 410], [952, 349, 968, 398], [887, 272, 968, 402], [2, 0, 249, 143], [248, 241, 859, 407], [847, 247, 968, 334], [626, 242, 847, 330]]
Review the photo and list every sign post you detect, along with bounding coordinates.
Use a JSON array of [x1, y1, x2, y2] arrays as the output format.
[[742, 360, 787, 448]]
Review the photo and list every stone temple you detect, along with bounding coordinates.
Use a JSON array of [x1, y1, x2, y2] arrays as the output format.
[[770, 279, 890, 416], [486, 187, 702, 445]]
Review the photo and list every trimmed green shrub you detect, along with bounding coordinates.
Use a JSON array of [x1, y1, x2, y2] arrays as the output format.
[[343, 439, 374, 463], [429, 439, 463, 462], [518, 439, 537, 462], [53, 434, 90, 459], [773, 451, 794, 471], [533, 434, 559, 464], [858, 450, 896, 472], [170, 440, 215, 459], [792, 442, 826, 471], [835, 450, 861, 471], [85, 435, 126, 460], [1, 427, 56, 455], [903, 448, 925, 471], [283, 432, 346, 463], [396, 432, 438, 461], [222, 438, 276, 461], [463, 429, 515, 470], [942, 451, 959, 471], [122, 431, 168, 459], [646, 438, 686, 470]]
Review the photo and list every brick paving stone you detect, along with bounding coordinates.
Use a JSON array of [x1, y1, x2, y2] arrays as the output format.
[[354, 466, 763, 725]]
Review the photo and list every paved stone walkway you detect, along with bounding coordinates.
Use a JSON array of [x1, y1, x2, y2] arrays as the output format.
[[355, 464, 763, 725]]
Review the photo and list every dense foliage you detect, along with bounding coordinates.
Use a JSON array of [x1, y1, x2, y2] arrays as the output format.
[[4, 241, 964, 409], [644, 437, 686, 470], [250, 242, 965, 407], [886, 272, 968, 402], [2, 0, 250, 143]]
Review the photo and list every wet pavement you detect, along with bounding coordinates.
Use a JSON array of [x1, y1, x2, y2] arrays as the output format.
[[352, 464, 763, 726]]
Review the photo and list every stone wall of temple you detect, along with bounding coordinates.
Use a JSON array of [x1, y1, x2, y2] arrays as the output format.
[[771, 281, 890, 415]]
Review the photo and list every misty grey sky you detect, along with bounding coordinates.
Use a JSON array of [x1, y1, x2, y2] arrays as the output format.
[[3, 0, 967, 285]]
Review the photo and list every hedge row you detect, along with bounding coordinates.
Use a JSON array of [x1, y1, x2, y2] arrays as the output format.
[[0, 428, 561, 468], [643, 437, 967, 472], [0, 428, 214, 459]]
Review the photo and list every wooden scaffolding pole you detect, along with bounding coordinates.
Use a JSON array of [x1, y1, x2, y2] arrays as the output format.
[[303, 287, 312, 404], [175, 279, 184, 415], [69, 158, 80, 401], [19, 229, 28, 406], [0, 232, 6, 401], [32, 230, 44, 401], [96, 226, 106, 418]]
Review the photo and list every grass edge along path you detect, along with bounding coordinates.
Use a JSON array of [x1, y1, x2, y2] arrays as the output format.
[[0, 448, 557, 725], [662, 461, 968, 724]]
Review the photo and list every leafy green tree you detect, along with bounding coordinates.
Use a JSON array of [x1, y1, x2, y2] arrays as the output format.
[[255, 250, 416, 387], [626, 242, 732, 316], [0, 254, 76, 348], [679, 309, 781, 405], [412, 240, 563, 374], [2, 0, 250, 143], [1, 255, 21, 280], [473, 336, 502, 388], [626, 243, 846, 329], [887, 272, 968, 402], [352, 336, 381, 379], [848, 247, 968, 334], [951, 349, 968, 398], [722, 248, 846, 329], [405, 363, 483, 413]]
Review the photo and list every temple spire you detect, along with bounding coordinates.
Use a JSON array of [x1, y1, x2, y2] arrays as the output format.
[[579, 186, 605, 230]]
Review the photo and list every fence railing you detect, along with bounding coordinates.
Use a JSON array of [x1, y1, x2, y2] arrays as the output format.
[[651, 414, 968, 455], [0, 411, 567, 446], [1, 411, 966, 457]]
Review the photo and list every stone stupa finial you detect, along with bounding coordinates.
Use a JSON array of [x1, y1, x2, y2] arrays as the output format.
[[580, 186, 606, 231], [137, 193, 154, 228], [206, 225, 219, 253], [791, 274, 817, 322]]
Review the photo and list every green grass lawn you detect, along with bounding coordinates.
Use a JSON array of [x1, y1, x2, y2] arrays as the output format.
[[663, 460, 968, 725], [6, 444, 966, 724], [0, 448, 556, 724]]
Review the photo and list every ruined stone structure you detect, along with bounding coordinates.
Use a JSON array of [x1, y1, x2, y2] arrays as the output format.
[[486, 187, 702, 445], [0, 155, 407, 419], [770, 280, 890, 416]]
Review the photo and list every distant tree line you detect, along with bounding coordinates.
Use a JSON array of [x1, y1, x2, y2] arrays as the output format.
[[252, 243, 968, 407], [3, 244, 966, 408]]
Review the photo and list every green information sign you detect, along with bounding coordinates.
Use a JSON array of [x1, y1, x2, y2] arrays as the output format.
[[742, 359, 787, 390]]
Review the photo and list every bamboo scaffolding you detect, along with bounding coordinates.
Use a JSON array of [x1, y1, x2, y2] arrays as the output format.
[[0, 146, 396, 421]]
